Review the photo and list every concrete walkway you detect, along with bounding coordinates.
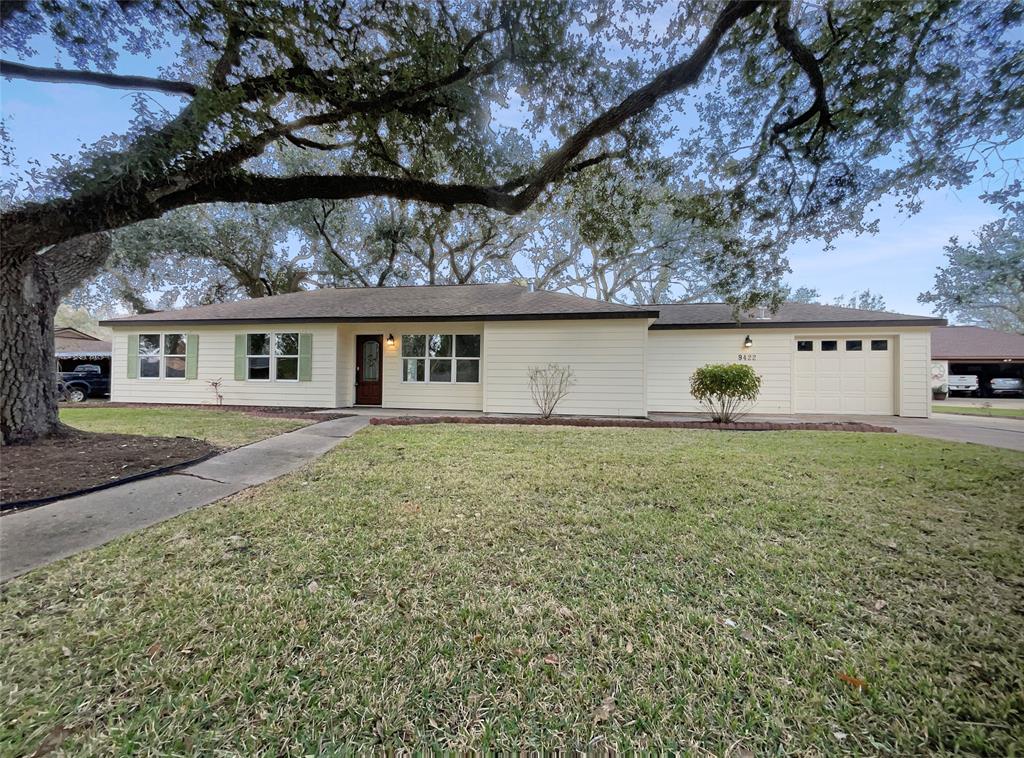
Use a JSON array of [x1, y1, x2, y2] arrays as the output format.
[[0, 416, 368, 581]]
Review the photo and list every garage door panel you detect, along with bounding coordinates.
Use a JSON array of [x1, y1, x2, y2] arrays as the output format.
[[794, 337, 893, 415]]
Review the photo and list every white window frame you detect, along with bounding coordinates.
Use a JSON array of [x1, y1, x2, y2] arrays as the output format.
[[401, 333, 481, 384], [245, 332, 300, 382], [138, 333, 188, 380]]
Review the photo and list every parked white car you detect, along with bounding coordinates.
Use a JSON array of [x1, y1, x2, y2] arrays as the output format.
[[948, 374, 980, 396]]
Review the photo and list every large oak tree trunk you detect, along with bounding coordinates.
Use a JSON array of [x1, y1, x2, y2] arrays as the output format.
[[0, 253, 63, 444], [1, 234, 112, 445]]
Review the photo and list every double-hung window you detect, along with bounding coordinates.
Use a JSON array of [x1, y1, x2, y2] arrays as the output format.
[[402, 333, 480, 383], [139, 333, 187, 379], [246, 332, 299, 381]]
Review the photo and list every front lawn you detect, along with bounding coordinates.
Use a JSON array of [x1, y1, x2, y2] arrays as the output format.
[[934, 405, 1024, 419], [3, 426, 1022, 753], [60, 406, 313, 448]]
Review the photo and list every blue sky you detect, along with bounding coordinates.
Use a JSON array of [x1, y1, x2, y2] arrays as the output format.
[[1, 32, 1012, 318]]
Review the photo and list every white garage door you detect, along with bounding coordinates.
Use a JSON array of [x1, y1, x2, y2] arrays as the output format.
[[793, 337, 894, 414]]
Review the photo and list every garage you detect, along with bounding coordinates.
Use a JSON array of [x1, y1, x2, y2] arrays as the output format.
[[793, 336, 894, 414], [646, 302, 944, 418]]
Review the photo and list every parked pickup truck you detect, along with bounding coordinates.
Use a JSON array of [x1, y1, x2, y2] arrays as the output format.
[[58, 364, 110, 402], [947, 374, 980, 396]]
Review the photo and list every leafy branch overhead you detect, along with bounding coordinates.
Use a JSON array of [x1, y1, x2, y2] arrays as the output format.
[[2, 0, 1019, 262]]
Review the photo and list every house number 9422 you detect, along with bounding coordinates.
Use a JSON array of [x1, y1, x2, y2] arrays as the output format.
[[737, 353, 757, 361]]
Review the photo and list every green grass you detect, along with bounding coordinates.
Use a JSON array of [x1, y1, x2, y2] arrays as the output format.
[[60, 406, 312, 448], [3, 426, 1022, 753], [934, 405, 1024, 419]]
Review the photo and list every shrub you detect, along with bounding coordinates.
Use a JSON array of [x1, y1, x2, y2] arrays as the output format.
[[527, 363, 576, 418], [690, 363, 761, 422]]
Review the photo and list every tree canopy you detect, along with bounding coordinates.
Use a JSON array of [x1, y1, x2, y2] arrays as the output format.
[[3, 0, 1021, 276], [919, 204, 1024, 333]]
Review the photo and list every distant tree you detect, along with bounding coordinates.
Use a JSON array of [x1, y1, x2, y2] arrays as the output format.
[[72, 205, 313, 313], [834, 290, 887, 311], [782, 285, 821, 303], [918, 210, 1024, 333], [54, 304, 111, 340]]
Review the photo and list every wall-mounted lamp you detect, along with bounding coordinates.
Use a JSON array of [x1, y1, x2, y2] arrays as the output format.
[[743, 335, 753, 349], [386, 334, 395, 347]]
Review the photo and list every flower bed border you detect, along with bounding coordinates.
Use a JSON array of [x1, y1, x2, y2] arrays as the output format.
[[370, 415, 897, 433], [1, 448, 219, 514]]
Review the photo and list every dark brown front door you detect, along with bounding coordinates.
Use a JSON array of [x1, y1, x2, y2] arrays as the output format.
[[355, 334, 383, 405]]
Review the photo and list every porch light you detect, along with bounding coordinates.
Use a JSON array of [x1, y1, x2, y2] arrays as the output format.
[[743, 335, 753, 349], [386, 334, 395, 347]]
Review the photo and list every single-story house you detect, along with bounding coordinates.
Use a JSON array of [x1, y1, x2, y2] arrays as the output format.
[[55, 326, 112, 374], [930, 325, 1024, 392], [99, 284, 945, 417]]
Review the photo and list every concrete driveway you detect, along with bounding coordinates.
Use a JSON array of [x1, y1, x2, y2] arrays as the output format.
[[885, 413, 1024, 451], [934, 397, 1024, 410], [650, 411, 1024, 452]]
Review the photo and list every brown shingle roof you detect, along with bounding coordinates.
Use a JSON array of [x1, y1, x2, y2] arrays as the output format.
[[99, 283, 658, 325], [931, 326, 1024, 360], [55, 326, 101, 341], [650, 302, 945, 329]]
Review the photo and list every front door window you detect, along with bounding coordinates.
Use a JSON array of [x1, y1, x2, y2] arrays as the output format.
[[362, 339, 380, 381]]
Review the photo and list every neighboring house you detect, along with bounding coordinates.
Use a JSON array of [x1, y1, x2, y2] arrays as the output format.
[[54, 326, 112, 375], [930, 326, 1024, 393], [99, 283, 945, 417]]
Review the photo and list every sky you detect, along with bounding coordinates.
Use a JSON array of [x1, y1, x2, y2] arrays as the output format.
[[1, 26, 1015, 319]]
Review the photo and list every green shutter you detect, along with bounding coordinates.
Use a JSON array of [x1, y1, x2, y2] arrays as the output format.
[[234, 334, 246, 381], [185, 334, 199, 380], [298, 333, 313, 381], [126, 334, 139, 379]]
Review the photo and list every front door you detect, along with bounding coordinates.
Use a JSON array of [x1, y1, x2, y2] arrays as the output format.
[[355, 334, 383, 405]]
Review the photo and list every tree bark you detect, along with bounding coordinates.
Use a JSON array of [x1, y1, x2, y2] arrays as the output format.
[[1, 235, 112, 445]]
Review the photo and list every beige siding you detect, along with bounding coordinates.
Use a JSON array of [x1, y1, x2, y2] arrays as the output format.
[[648, 330, 794, 413], [897, 329, 932, 418], [482, 319, 648, 416], [110, 323, 338, 407], [337, 322, 484, 410], [647, 326, 935, 418]]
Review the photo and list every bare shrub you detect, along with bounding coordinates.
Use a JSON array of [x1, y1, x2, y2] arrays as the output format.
[[207, 378, 224, 406], [527, 364, 576, 418]]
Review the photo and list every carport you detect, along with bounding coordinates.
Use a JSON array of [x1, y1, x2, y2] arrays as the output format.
[[931, 326, 1024, 396], [55, 327, 112, 375]]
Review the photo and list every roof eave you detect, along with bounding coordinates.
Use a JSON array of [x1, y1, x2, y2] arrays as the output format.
[[99, 310, 660, 327], [649, 318, 946, 330]]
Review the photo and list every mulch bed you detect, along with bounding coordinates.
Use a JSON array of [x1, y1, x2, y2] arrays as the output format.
[[76, 401, 352, 421], [1, 430, 217, 508], [370, 415, 898, 433]]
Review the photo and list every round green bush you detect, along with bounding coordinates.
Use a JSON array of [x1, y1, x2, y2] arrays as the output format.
[[689, 363, 762, 422]]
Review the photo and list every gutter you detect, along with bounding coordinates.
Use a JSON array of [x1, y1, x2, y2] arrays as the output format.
[[648, 318, 947, 330], [99, 310, 661, 326]]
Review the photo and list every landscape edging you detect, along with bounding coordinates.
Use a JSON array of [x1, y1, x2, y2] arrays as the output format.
[[369, 416, 898, 433], [0, 449, 220, 515]]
